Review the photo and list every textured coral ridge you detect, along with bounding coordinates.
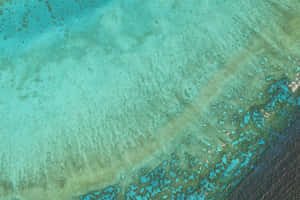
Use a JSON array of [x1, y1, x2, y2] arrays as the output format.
[[79, 78, 300, 200], [0, 0, 299, 200]]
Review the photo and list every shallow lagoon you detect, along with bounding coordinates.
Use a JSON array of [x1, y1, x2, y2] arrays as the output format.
[[0, 0, 299, 199]]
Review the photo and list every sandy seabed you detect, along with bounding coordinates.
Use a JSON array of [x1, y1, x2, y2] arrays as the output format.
[[0, 0, 299, 199]]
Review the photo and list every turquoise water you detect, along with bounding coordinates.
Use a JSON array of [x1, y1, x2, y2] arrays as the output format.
[[0, 0, 299, 199]]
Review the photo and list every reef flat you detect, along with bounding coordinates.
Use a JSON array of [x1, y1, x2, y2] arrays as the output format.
[[0, 0, 299, 199]]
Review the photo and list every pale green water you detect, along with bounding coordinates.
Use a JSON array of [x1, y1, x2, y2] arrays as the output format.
[[0, 0, 299, 199]]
